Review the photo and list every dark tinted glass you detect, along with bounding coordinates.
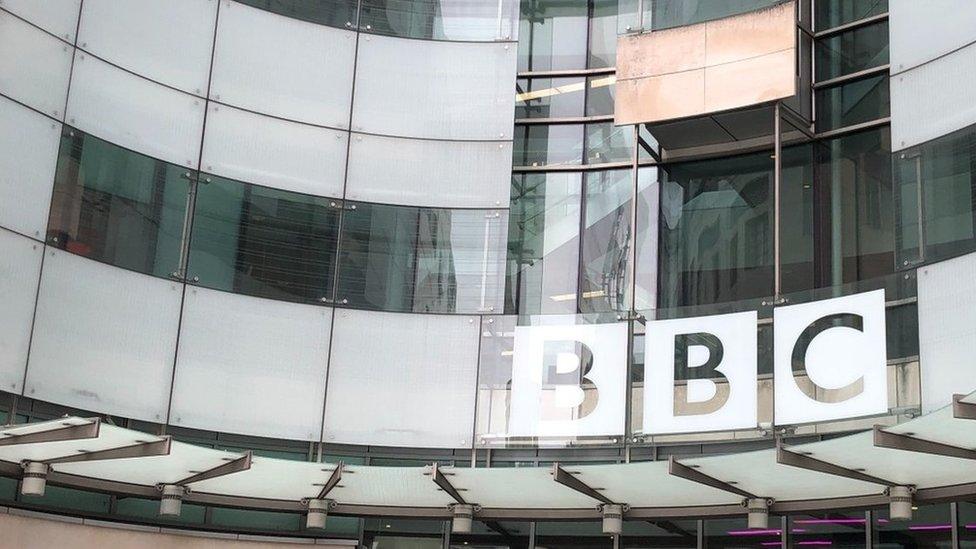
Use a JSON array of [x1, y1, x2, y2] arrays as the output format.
[[648, 0, 784, 31], [703, 517, 780, 548], [514, 124, 585, 167], [816, 74, 889, 131], [815, 21, 889, 81], [815, 0, 887, 30], [589, 0, 618, 68], [875, 504, 953, 548], [234, 0, 358, 28], [580, 169, 633, 313], [894, 122, 976, 267], [47, 128, 188, 278], [586, 75, 616, 116], [186, 175, 340, 304], [359, 0, 512, 40], [789, 512, 866, 548], [506, 173, 582, 314], [515, 77, 586, 119], [336, 202, 507, 313], [518, 0, 588, 71]]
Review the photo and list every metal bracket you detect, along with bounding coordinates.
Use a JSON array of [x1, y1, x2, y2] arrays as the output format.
[[0, 418, 100, 447], [175, 451, 252, 485], [315, 461, 344, 500], [427, 463, 467, 505], [668, 456, 757, 499], [874, 425, 976, 460], [953, 394, 976, 420], [776, 439, 893, 487], [44, 436, 172, 465], [550, 463, 614, 505]]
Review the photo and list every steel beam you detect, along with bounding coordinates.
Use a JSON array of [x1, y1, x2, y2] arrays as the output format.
[[668, 456, 756, 499], [776, 439, 893, 486], [176, 451, 252, 485], [316, 461, 344, 500], [427, 462, 467, 505], [953, 394, 976, 420], [0, 418, 100, 447], [874, 425, 976, 460], [45, 436, 172, 465], [551, 463, 614, 505]]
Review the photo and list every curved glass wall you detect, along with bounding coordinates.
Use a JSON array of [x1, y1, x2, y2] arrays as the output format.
[[643, 0, 786, 31], [815, 20, 889, 81], [359, 0, 518, 40], [233, 0, 358, 30], [815, 0, 887, 30]]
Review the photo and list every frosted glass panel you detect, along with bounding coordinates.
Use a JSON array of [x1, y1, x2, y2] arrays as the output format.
[[65, 53, 205, 167], [2, 0, 81, 41], [346, 133, 512, 208], [891, 42, 976, 150], [353, 35, 517, 140], [77, 0, 217, 95], [201, 104, 346, 197], [211, 1, 354, 127], [0, 11, 72, 118], [26, 250, 181, 421], [918, 252, 976, 412], [0, 96, 60, 238], [0, 230, 42, 394], [890, 0, 976, 73], [170, 287, 331, 441], [323, 310, 480, 448]]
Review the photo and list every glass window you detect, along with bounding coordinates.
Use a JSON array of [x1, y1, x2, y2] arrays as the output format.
[[514, 124, 585, 167], [116, 496, 207, 524], [816, 21, 889, 81], [233, 0, 358, 29], [47, 127, 188, 279], [874, 504, 953, 548], [894, 122, 976, 267], [186, 175, 340, 304], [506, 173, 583, 315], [648, 0, 784, 31], [580, 169, 634, 313], [817, 128, 894, 285], [336, 202, 507, 313], [816, 74, 890, 131], [588, 0, 618, 69], [451, 521, 531, 548], [621, 519, 698, 548], [210, 507, 301, 532], [516, 77, 586, 119], [585, 122, 633, 164], [790, 512, 866, 548], [20, 485, 111, 513], [586, 75, 616, 117], [815, 0, 887, 31], [364, 519, 445, 549], [359, 0, 515, 40], [518, 0, 588, 72], [703, 517, 781, 548], [959, 501, 976, 547], [535, 520, 614, 548]]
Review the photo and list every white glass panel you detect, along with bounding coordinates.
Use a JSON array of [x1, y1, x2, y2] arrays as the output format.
[[345, 133, 512, 208], [918, 252, 976, 412], [26, 250, 181, 421], [890, 0, 976, 73], [0, 11, 72, 118], [0, 96, 60, 238], [201, 104, 347, 196], [352, 35, 517, 140], [323, 309, 480, 448], [891, 42, 976, 150], [210, 1, 354, 128], [170, 287, 331, 441], [0, 230, 42, 394], [77, 0, 217, 95], [1, 0, 81, 41], [65, 53, 205, 167]]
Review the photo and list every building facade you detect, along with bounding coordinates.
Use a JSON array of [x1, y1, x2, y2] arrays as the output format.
[[0, 0, 975, 547]]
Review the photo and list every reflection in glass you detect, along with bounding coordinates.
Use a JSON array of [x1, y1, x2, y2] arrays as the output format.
[[517, 0, 588, 72], [647, 0, 784, 31], [703, 517, 780, 548], [186, 175, 339, 304], [585, 75, 617, 117], [585, 122, 633, 164], [535, 520, 613, 549], [337, 202, 507, 313], [789, 512, 866, 548], [234, 0, 358, 29], [580, 169, 634, 313], [959, 501, 976, 547], [506, 173, 582, 314], [894, 122, 976, 267], [451, 521, 531, 548], [815, 21, 889, 81], [588, 0, 618, 69], [47, 128, 187, 278], [360, 0, 517, 41], [516, 77, 586, 119], [621, 519, 697, 548], [875, 504, 953, 548], [815, 74, 890, 131], [815, 0, 887, 31], [514, 124, 584, 167]]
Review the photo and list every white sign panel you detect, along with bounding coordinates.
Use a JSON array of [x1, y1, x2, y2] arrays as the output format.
[[509, 322, 629, 437], [774, 289, 888, 424], [643, 311, 758, 434]]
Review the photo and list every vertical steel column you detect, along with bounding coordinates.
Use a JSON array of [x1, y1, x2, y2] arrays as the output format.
[[622, 124, 642, 448], [528, 521, 537, 549], [913, 154, 925, 264], [865, 510, 873, 548], [951, 501, 960, 549], [781, 515, 790, 548], [773, 103, 783, 301], [697, 519, 705, 549]]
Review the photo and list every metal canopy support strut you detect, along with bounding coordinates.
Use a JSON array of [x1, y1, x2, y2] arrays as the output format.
[[953, 394, 976, 420], [316, 461, 345, 500], [427, 462, 467, 505], [0, 418, 101, 447], [667, 456, 757, 500], [776, 439, 894, 486], [874, 425, 976, 460], [551, 462, 615, 505], [45, 436, 172, 465], [175, 451, 253, 486]]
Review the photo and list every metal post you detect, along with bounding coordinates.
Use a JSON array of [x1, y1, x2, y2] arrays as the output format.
[[697, 519, 704, 549], [914, 154, 925, 264], [773, 103, 783, 301], [951, 501, 960, 549], [865, 509, 873, 548]]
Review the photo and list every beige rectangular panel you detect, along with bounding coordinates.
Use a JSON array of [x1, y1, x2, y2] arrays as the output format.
[[616, 1, 796, 125]]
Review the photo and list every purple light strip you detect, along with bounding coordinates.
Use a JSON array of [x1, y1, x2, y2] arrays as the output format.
[[797, 542, 833, 546], [794, 519, 865, 525], [728, 529, 781, 536], [907, 524, 952, 531]]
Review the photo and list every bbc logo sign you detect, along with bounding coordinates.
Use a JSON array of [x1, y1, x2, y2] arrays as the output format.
[[508, 290, 887, 437]]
